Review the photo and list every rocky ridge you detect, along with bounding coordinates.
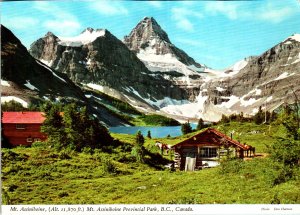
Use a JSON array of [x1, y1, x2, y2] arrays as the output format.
[[161, 34, 300, 121], [29, 26, 190, 112], [1, 25, 134, 126], [27, 18, 300, 122]]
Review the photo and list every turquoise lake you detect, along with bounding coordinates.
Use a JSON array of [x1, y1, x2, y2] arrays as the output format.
[[109, 124, 197, 138]]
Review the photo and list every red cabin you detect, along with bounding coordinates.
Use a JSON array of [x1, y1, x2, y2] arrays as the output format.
[[2, 112, 47, 146]]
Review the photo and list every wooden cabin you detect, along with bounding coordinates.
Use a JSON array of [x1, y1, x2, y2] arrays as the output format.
[[2, 112, 47, 146], [171, 128, 254, 171]]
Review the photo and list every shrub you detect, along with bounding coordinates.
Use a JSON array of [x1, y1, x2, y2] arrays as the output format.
[[219, 158, 244, 174], [58, 191, 69, 198], [58, 151, 71, 160], [102, 157, 117, 174]]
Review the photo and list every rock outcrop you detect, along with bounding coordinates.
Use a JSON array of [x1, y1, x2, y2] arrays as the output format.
[[1, 25, 133, 126], [29, 27, 189, 111]]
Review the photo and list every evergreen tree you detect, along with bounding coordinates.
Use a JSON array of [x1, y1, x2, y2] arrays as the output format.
[[135, 130, 144, 146], [253, 106, 264, 124], [147, 130, 152, 139], [132, 131, 145, 162], [1, 100, 26, 111], [196, 118, 205, 130], [219, 114, 230, 124], [276, 106, 300, 140], [181, 122, 192, 135], [41, 104, 65, 148], [42, 103, 112, 151]]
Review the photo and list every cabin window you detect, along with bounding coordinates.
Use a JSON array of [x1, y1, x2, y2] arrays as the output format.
[[16, 124, 26, 130], [34, 138, 41, 142], [200, 148, 217, 158], [26, 137, 33, 143]]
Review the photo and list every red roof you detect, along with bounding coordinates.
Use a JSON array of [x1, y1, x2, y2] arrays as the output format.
[[2, 112, 45, 124]]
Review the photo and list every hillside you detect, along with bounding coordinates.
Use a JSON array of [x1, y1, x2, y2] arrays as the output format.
[[2, 122, 300, 204]]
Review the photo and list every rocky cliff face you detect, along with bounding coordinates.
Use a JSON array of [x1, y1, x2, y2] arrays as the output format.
[[1, 25, 86, 105], [124, 17, 209, 101], [160, 34, 300, 121], [29, 27, 189, 111], [27, 17, 300, 123], [124, 17, 203, 67], [1, 25, 134, 126]]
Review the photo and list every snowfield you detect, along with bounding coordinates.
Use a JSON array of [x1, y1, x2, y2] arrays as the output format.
[[24, 80, 39, 91], [1, 79, 10, 87], [58, 29, 105, 47], [1, 96, 28, 107]]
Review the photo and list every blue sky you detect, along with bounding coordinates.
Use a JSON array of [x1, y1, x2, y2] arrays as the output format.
[[1, 0, 300, 69]]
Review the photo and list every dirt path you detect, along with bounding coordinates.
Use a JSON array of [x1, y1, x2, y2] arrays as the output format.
[[244, 153, 268, 161]]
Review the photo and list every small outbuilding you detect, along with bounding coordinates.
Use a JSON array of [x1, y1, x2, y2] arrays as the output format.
[[171, 128, 254, 171]]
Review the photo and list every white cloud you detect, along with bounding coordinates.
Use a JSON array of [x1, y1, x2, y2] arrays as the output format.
[[2, 17, 39, 29], [204, 1, 297, 24], [171, 7, 203, 32], [257, 5, 295, 23], [147, 2, 162, 8], [89, 1, 128, 16], [33, 1, 81, 36], [205, 2, 239, 20]]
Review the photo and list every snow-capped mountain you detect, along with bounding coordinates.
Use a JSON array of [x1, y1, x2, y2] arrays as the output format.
[[1, 25, 138, 126], [29, 26, 190, 112], [160, 34, 300, 121], [27, 17, 300, 123], [124, 17, 207, 77]]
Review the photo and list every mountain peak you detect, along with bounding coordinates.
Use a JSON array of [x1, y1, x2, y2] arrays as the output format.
[[45, 31, 57, 37], [288, 34, 300, 42], [124, 16, 171, 52]]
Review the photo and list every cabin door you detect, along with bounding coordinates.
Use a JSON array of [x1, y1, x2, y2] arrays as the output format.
[[185, 152, 196, 171]]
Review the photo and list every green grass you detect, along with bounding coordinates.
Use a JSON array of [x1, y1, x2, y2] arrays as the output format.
[[129, 114, 180, 126], [2, 122, 300, 204]]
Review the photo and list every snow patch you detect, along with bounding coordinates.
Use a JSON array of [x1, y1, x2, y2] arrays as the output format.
[[217, 95, 240, 109], [124, 95, 137, 104], [274, 72, 294, 81], [266, 96, 273, 102], [24, 80, 39, 91], [43, 96, 50, 100], [216, 87, 225, 92], [86, 58, 92, 65], [1, 96, 28, 107], [58, 29, 105, 47], [288, 34, 300, 42], [40, 59, 53, 67], [1, 79, 10, 87], [137, 47, 203, 79], [252, 108, 258, 114], [160, 92, 208, 118], [87, 83, 104, 92], [255, 89, 262, 96], [240, 98, 259, 107], [36, 60, 67, 83], [219, 59, 248, 78]]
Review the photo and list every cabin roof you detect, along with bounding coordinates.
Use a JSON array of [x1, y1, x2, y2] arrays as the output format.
[[172, 128, 250, 150], [2, 112, 45, 124]]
